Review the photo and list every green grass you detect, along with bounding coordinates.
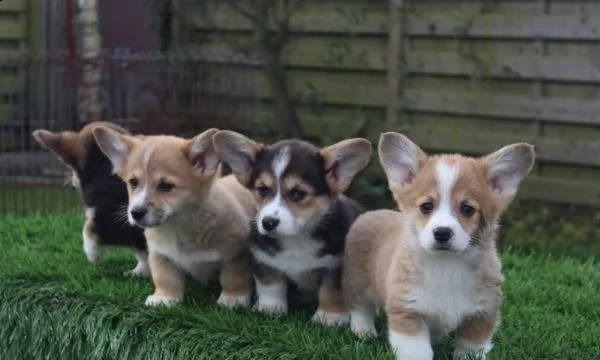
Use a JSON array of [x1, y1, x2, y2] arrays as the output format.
[[0, 212, 599, 360], [0, 185, 79, 215]]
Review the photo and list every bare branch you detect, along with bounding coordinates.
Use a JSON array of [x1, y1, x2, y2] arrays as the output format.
[[224, 1, 263, 25]]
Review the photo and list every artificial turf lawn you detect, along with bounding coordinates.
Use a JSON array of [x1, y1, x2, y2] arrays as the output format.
[[0, 212, 599, 360]]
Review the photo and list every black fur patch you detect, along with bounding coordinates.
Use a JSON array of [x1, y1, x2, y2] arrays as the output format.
[[77, 141, 146, 251], [249, 140, 330, 196], [469, 214, 487, 248]]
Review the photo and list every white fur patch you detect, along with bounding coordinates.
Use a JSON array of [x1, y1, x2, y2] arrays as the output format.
[[148, 224, 221, 277], [82, 208, 103, 263], [454, 339, 493, 360], [272, 146, 290, 179], [258, 146, 298, 235], [70, 169, 81, 189], [129, 182, 148, 208], [312, 310, 350, 326], [253, 280, 288, 315], [145, 295, 181, 307], [127, 147, 155, 225], [419, 161, 470, 252], [389, 325, 434, 360], [350, 300, 378, 337], [406, 255, 488, 337], [143, 146, 154, 170], [217, 292, 252, 308], [151, 241, 221, 275], [252, 235, 340, 289], [124, 250, 151, 277], [82, 230, 103, 263], [258, 192, 299, 235]]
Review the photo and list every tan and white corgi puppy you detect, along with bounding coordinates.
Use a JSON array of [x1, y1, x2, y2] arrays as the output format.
[[32, 122, 148, 277], [343, 132, 535, 360], [92, 127, 255, 308], [213, 131, 371, 325]]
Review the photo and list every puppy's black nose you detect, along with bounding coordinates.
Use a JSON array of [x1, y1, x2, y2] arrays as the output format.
[[130, 207, 148, 221], [433, 227, 453, 243], [262, 217, 280, 231]]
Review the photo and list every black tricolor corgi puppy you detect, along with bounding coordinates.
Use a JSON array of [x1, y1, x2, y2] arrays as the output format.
[[93, 127, 256, 307], [213, 131, 371, 325], [32, 122, 148, 277], [343, 132, 535, 360]]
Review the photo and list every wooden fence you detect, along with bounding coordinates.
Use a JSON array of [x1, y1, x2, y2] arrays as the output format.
[[183, 0, 600, 206]]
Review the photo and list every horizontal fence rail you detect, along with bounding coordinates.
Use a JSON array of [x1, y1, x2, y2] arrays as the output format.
[[185, 0, 600, 206]]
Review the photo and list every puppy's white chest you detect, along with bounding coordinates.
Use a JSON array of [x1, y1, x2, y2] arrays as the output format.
[[148, 226, 221, 273], [407, 258, 488, 336], [253, 235, 339, 281]]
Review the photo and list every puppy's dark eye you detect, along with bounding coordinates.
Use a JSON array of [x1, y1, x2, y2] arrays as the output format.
[[419, 201, 434, 214], [460, 203, 475, 217], [256, 186, 270, 198], [158, 182, 175, 193], [129, 178, 138, 189], [289, 189, 307, 202]]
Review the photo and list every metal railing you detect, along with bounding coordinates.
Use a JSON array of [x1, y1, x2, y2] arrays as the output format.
[[0, 50, 262, 214]]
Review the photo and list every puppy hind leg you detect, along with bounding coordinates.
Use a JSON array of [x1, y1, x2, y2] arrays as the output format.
[[312, 268, 350, 326], [82, 221, 104, 263]]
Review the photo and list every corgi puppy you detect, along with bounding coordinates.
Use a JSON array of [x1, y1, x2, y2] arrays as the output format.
[[92, 127, 255, 307], [343, 133, 535, 360], [32, 122, 148, 277], [213, 131, 371, 325]]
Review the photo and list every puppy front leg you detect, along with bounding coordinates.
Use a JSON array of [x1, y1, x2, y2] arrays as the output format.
[[217, 252, 254, 308], [253, 264, 288, 315], [124, 250, 151, 278], [145, 251, 185, 307], [312, 268, 349, 326], [453, 310, 499, 360], [388, 305, 433, 360]]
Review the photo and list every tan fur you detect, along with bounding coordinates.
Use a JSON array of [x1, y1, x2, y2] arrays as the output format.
[[93, 127, 256, 307], [148, 251, 186, 300], [316, 271, 347, 315], [319, 138, 372, 196], [343, 132, 534, 358], [32, 121, 128, 171]]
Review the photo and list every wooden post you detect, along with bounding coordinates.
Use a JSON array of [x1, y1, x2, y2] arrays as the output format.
[[385, 0, 404, 130]]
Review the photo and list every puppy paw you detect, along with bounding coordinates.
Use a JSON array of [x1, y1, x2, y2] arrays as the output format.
[[83, 239, 104, 263], [253, 300, 288, 315], [145, 295, 180, 307], [312, 310, 350, 326], [351, 323, 378, 338], [123, 263, 151, 278], [217, 292, 251, 308]]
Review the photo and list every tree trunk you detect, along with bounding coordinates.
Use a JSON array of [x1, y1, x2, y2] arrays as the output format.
[[261, 46, 303, 139], [79, 0, 103, 123]]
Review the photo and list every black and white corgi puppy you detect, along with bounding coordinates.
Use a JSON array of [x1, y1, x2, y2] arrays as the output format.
[[213, 131, 371, 325], [343, 132, 535, 360], [32, 122, 148, 277]]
